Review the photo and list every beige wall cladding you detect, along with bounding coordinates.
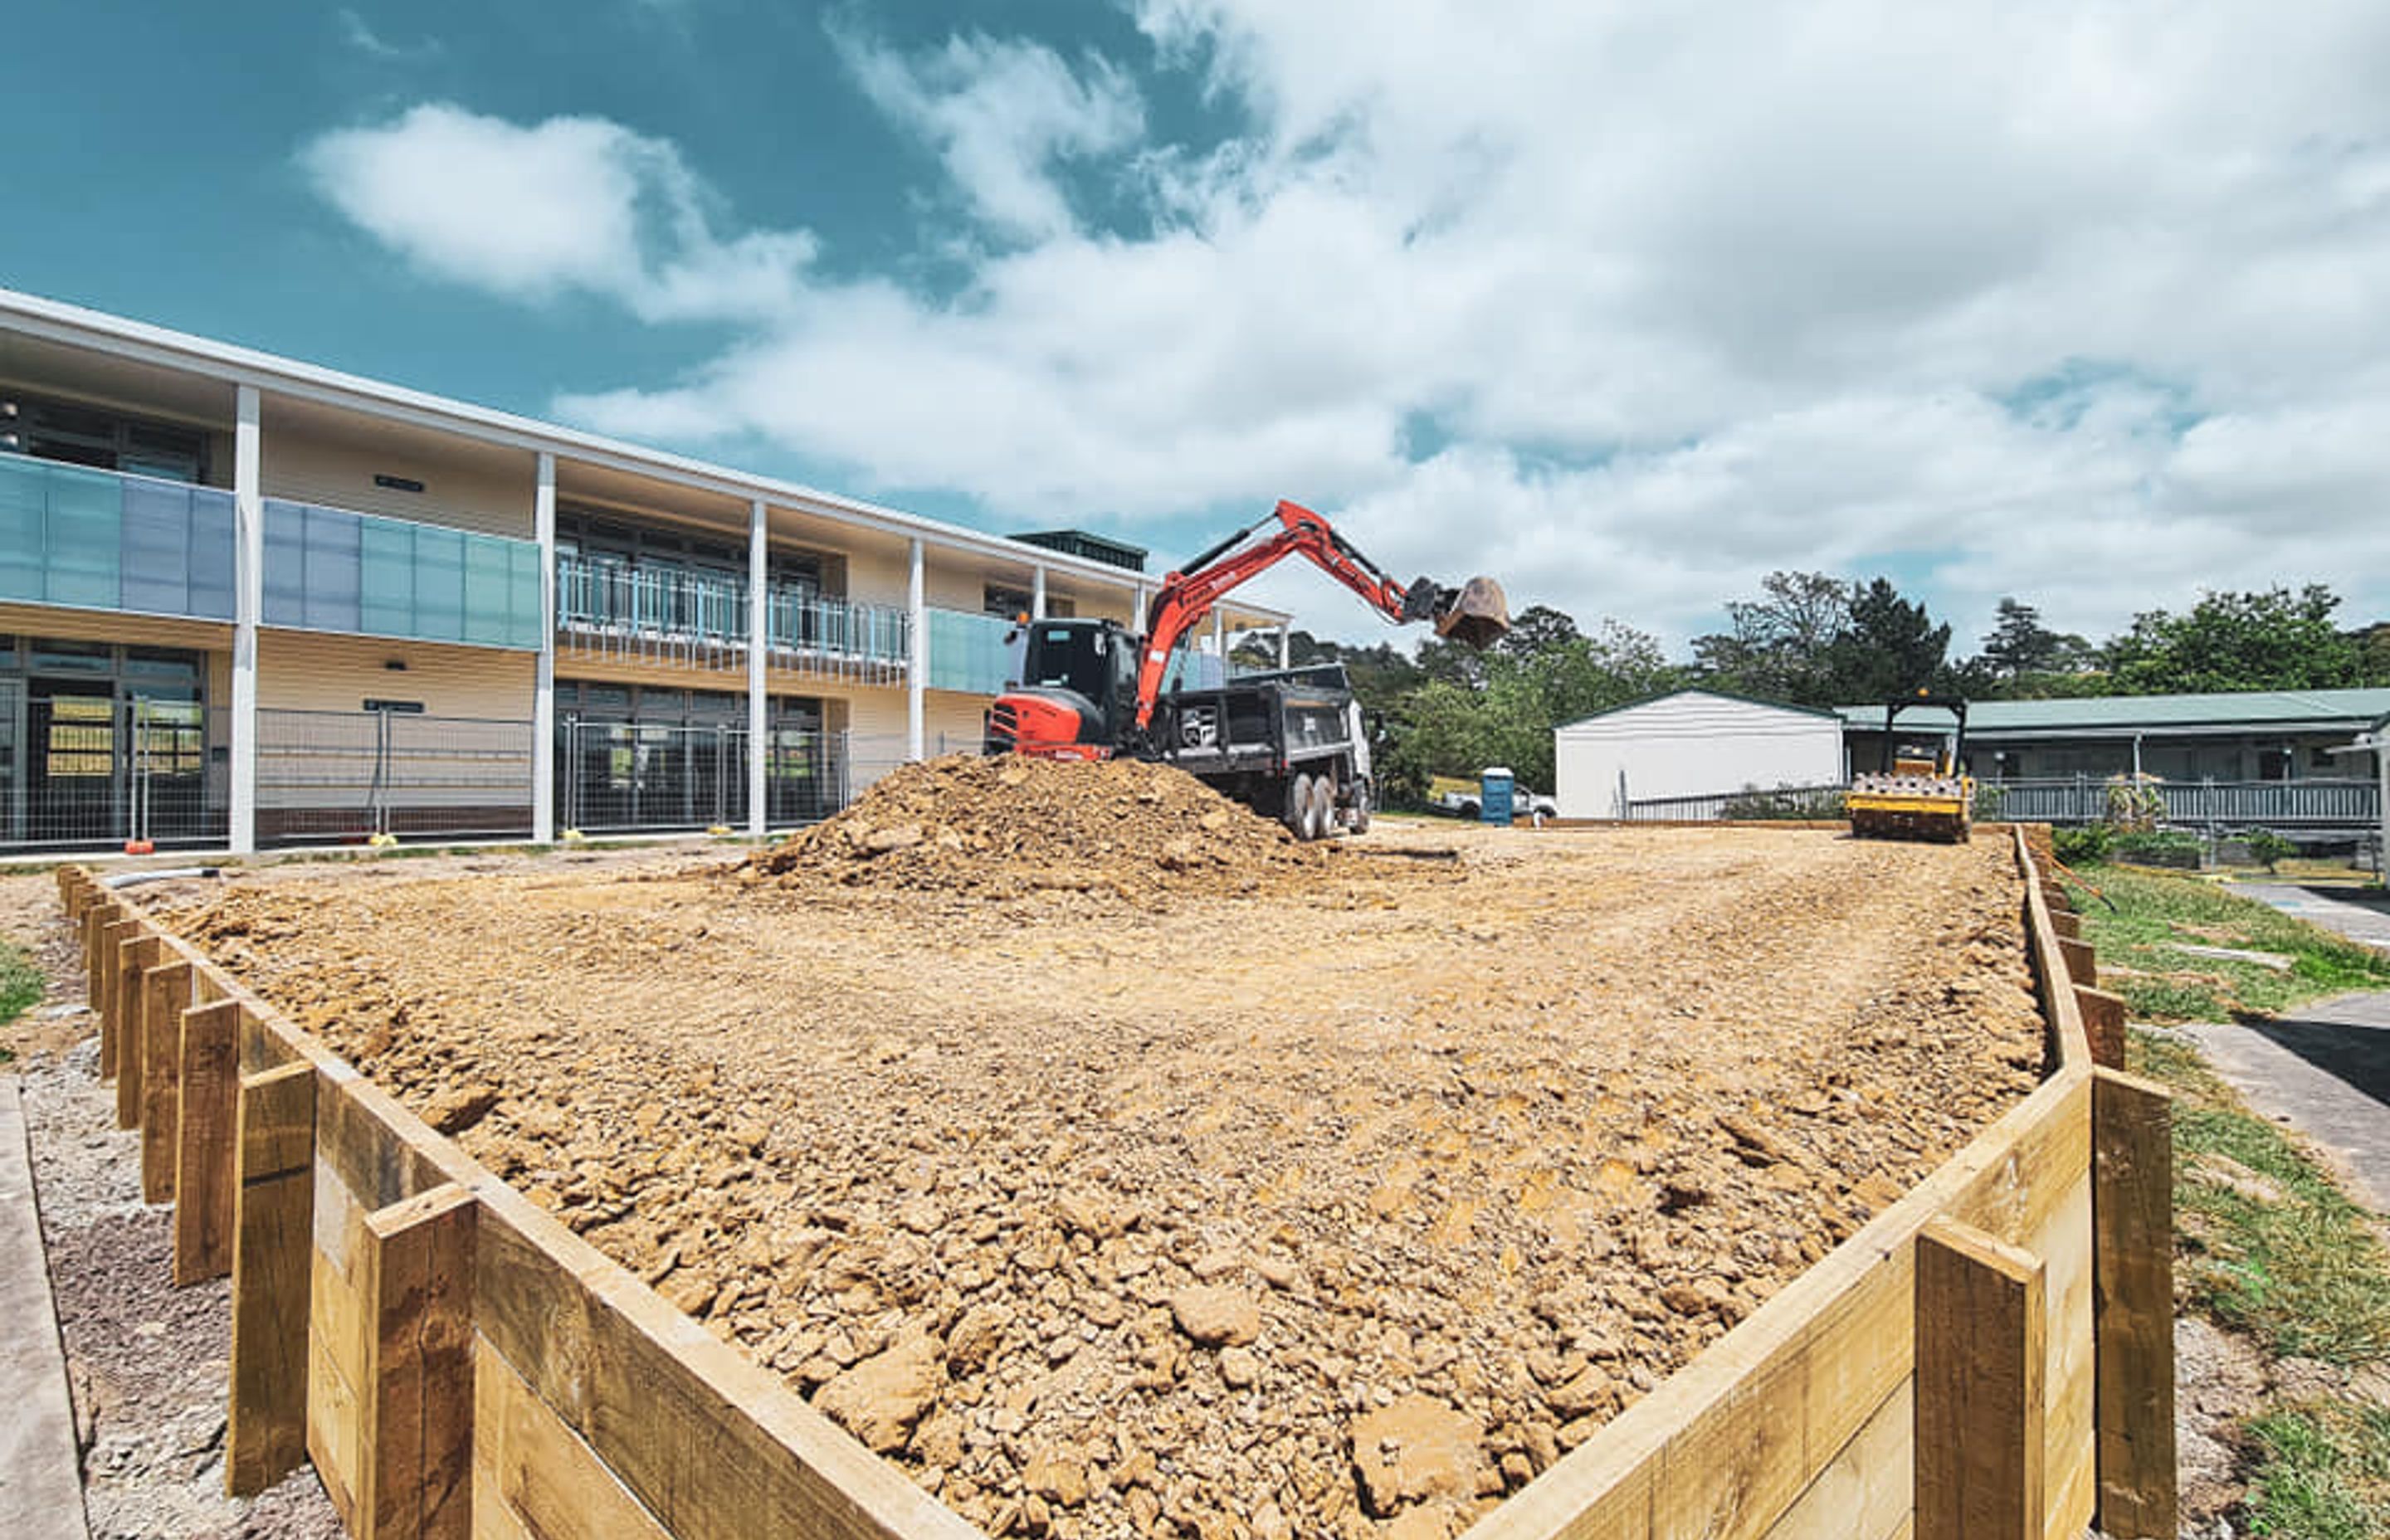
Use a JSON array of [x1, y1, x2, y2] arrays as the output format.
[[0, 603, 232, 655], [261, 429, 534, 539], [924, 694, 992, 755], [257, 631, 534, 719], [844, 543, 911, 610]]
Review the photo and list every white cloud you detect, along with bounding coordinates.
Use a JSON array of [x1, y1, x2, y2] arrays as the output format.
[[336, 9, 441, 62], [832, 29, 1144, 241], [301, 2, 2390, 650], [300, 104, 816, 324]]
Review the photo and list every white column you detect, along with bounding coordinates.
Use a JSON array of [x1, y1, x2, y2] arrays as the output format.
[[1278, 626, 1290, 670], [228, 384, 261, 855], [1032, 565, 1046, 621], [1134, 582, 1147, 633], [532, 453, 557, 843], [1212, 609, 1226, 666], [907, 538, 926, 760], [748, 500, 768, 837]]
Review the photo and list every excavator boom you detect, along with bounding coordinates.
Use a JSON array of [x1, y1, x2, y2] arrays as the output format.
[[1132, 500, 1508, 728]]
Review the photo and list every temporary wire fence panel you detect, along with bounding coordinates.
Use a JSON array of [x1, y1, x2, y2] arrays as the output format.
[[256, 709, 533, 846], [0, 694, 227, 854], [558, 723, 861, 833]]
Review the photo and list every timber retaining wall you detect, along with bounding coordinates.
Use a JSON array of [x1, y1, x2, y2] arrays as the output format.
[[51, 825, 2173, 1540]]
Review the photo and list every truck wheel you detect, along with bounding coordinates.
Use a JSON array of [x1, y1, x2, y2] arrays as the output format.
[[1285, 773, 1316, 840], [1309, 775, 1336, 839], [1349, 778, 1373, 834]]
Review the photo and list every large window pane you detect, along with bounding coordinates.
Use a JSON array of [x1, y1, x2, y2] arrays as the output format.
[[185, 488, 237, 620]]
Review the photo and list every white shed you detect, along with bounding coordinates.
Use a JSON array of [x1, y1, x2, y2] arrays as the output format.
[[1554, 690, 1846, 818]]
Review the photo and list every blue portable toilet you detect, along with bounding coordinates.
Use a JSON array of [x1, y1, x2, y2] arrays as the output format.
[[1479, 766, 1514, 824]]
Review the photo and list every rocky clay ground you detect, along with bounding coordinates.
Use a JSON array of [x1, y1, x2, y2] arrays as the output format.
[[89, 757, 2061, 1540]]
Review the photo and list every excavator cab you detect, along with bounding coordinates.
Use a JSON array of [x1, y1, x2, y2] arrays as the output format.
[[986, 619, 1142, 758]]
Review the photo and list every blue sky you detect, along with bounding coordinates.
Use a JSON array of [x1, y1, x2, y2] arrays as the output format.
[[7, 1, 2390, 653]]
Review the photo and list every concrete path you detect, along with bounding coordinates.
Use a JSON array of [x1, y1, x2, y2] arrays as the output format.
[[0, 1077, 90, 1539], [2167, 881, 2390, 1215], [2234, 881, 2390, 953]]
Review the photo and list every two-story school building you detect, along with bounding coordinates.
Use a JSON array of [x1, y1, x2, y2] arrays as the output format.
[[0, 289, 1292, 856]]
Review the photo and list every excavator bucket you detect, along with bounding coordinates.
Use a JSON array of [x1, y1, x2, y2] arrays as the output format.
[[1433, 578, 1511, 648]]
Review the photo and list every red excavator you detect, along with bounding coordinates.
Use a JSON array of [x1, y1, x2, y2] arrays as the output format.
[[984, 500, 1509, 839]]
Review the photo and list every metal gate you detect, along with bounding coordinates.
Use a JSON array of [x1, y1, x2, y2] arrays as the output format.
[[559, 719, 749, 834]]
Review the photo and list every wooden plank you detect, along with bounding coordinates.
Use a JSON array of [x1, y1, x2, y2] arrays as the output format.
[[2075, 987, 2127, 1072], [578, 1251, 983, 1540], [140, 958, 194, 1202], [472, 1335, 670, 1540], [1915, 1219, 2046, 1540], [2027, 1173, 2096, 1540], [310, 1155, 373, 1528], [2092, 1070, 2176, 1539], [1651, 1333, 1807, 1539], [2047, 910, 2080, 941], [474, 1206, 596, 1429], [105, 924, 144, 1120], [1759, 1379, 1912, 1540], [1947, 1072, 2090, 1248], [229, 1061, 315, 1496], [173, 998, 242, 1284], [85, 904, 114, 1079], [358, 1182, 478, 1540], [2057, 936, 2096, 989]]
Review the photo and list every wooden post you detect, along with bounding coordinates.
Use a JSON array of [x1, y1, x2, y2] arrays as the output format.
[[174, 999, 243, 1284], [96, 914, 134, 1086], [2094, 1070, 2177, 1538], [141, 958, 194, 1203], [359, 1183, 478, 1540], [229, 1061, 315, 1496], [2075, 986, 2129, 1071], [86, 905, 115, 1079], [1916, 1217, 2046, 1540], [115, 933, 159, 1130], [2058, 935, 2097, 988], [2049, 909, 2082, 941]]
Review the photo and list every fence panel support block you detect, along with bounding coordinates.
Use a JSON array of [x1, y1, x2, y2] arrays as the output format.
[[1915, 1216, 2046, 1540], [229, 1061, 315, 1496], [2094, 1069, 2178, 1538], [141, 959, 194, 1202], [359, 1182, 478, 1540], [175, 999, 243, 1284]]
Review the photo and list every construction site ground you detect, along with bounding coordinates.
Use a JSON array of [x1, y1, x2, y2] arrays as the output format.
[[109, 769, 2049, 1540]]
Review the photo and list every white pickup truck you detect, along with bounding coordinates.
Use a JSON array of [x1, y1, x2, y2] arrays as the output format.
[[1436, 786, 1559, 821]]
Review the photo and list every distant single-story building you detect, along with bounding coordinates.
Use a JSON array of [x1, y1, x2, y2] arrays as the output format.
[[1554, 689, 1844, 818], [1837, 688, 2390, 783]]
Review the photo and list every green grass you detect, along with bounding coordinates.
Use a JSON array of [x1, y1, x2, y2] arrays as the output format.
[[2132, 1032, 2390, 1363], [0, 939, 40, 1032], [2245, 1401, 2390, 1538], [2068, 863, 2390, 1023]]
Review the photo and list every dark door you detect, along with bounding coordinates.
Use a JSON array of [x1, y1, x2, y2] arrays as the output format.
[[27, 683, 120, 847]]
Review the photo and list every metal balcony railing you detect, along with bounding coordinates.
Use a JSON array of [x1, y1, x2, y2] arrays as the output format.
[[555, 554, 910, 685]]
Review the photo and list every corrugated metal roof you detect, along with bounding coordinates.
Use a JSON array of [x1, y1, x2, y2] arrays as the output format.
[[1836, 688, 2390, 736], [1560, 687, 1844, 733]]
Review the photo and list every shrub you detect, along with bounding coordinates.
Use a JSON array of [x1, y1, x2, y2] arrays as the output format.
[[2243, 827, 2296, 874], [2053, 825, 2114, 865], [1722, 786, 1846, 820], [2112, 828, 2202, 868], [2104, 773, 2168, 832]]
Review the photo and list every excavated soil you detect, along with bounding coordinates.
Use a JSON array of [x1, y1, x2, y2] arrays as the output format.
[[148, 792, 2048, 1540], [749, 755, 1329, 905]]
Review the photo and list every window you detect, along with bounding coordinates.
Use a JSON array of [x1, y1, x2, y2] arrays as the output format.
[[986, 582, 1074, 619], [2, 393, 207, 483]]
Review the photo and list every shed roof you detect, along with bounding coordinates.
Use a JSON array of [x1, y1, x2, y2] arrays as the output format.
[[1559, 687, 1843, 733], [1836, 687, 2390, 739]]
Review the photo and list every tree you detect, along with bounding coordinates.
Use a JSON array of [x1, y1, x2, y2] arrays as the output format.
[[1498, 604, 1583, 662], [1980, 599, 2080, 678], [1690, 572, 1852, 705], [1828, 578, 1951, 702], [2103, 585, 2361, 694]]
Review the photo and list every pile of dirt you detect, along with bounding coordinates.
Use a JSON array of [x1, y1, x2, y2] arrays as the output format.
[[746, 754, 1328, 904]]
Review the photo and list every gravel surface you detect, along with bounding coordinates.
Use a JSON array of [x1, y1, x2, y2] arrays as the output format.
[[138, 781, 2047, 1540], [1, 871, 339, 1540]]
